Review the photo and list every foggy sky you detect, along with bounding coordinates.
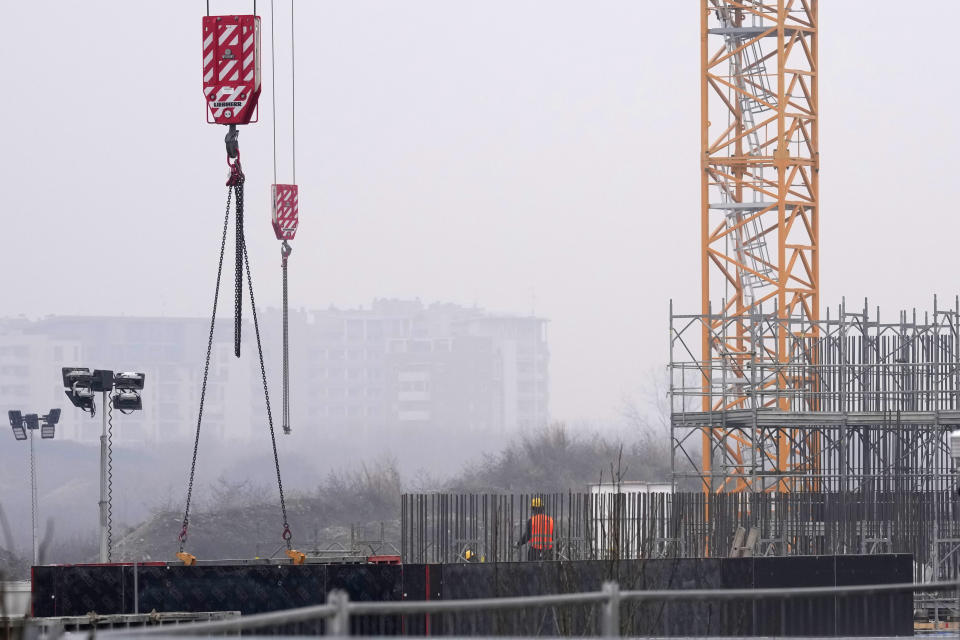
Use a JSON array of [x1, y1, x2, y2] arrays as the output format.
[[2, 1, 958, 424]]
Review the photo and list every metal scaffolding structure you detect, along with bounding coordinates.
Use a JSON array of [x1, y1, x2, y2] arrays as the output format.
[[700, 0, 819, 491], [671, 298, 960, 494], [691, 4, 958, 600]]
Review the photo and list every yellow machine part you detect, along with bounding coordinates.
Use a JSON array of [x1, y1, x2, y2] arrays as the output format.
[[286, 549, 306, 565]]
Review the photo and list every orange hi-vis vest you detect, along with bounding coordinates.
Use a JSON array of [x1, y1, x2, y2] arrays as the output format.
[[531, 514, 554, 549]]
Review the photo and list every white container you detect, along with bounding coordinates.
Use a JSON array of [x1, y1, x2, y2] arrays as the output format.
[[2, 581, 31, 618]]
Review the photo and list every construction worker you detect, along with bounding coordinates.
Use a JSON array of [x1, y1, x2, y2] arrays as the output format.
[[516, 496, 554, 561]]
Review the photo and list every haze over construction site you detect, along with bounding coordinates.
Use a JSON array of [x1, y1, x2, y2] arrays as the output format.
[[3, 2, 958, 423], [3, 1, 960, 637]]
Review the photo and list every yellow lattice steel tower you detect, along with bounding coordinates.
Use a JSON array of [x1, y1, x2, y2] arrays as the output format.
[[700, 0, 819, 492]]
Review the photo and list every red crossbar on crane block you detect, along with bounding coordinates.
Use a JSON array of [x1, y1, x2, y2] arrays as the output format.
[[203, 15, 261, 125], [272, 184, 299, 240]]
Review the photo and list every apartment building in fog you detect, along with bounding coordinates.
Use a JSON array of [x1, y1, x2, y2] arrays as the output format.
[[0, 316, 250, 443], [0, 300, 548, 443]]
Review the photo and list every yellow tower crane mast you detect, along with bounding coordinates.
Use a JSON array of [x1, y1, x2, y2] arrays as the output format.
[[699, 0, 819, 493]]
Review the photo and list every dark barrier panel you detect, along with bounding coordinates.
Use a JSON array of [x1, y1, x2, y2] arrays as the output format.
[[399, 564, 429, 635], [139, 565, 327, 615], [497, 562, 563, 636], [719, 557, 754, 635], [441, 563, 498, 635], [753, 555, 836, 636], [31, 555, 913, 636], [558, 561, 612, 635], [656, 557, 726, 636], [328, 564, 402, 635], [34, 565, 330, 618], [53, 564, 126, 617], [835, 554, 913, 637], [29, 566, 54, 617]]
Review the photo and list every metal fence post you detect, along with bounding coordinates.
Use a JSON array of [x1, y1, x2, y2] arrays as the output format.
[[327, 589, 350, 636], [601, 581, 621, 637]]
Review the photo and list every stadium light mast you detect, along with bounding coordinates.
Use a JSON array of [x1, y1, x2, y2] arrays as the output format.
[[8, 409, 60, 565], [62, 368, 145, 562]]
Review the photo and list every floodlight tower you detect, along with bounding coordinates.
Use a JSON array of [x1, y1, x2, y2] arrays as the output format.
[[63, 368, 144, 562], [8, 409, 60, 565], [700, 0, 819, 492]]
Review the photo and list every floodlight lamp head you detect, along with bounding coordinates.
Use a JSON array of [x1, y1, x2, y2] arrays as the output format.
[[91, 369, 114, 393], [65, 387, 96, 416], [41, 409, 60, 438], [112, 390, 142, 413], [8, 410, 26, 441], [23, 414, 39, 430], [113, 372, 145, 390], [61, 367, 92, 389]]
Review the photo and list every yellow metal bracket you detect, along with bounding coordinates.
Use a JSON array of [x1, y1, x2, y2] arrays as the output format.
[[285, 549, 306, 565]]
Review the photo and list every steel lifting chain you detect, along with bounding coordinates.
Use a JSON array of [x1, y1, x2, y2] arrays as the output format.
[[180, 126, 293, 552], [281, 241, 292, 434], [179, 188, 232, 553], [233, 178, 244, 358], [226, 125, 245, 359], [243, 240, 293, 548]]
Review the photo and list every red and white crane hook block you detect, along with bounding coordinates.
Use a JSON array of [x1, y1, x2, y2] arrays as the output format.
[[272, 184, 299, 241], [273, 183, 298, 436], [202, 15, 261, 125]]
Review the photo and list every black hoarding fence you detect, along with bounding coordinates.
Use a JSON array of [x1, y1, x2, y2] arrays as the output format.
[[401, 491, 960, 577], [88, 559, 925, 638], [341, 578, 922, 638], [38, 556, 917, 637]]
